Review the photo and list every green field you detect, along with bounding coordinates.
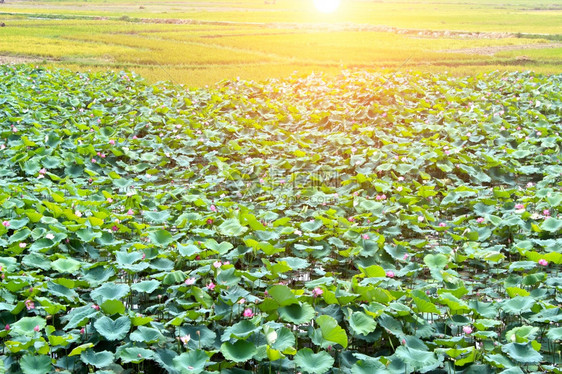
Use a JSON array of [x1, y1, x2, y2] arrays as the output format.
[[0, 0, 561, 86]]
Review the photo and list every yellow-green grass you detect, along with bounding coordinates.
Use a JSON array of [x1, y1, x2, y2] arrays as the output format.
[[495, 47, 562, 60], [0, 0, 560, 87]]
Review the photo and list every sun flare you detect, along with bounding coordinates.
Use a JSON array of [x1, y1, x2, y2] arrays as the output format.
[[313, 0, 341, 14]]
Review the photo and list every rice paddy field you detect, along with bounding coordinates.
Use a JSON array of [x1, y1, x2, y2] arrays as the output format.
[[0, 0, 560, 86]]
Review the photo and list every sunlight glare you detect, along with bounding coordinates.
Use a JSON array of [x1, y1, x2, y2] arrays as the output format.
[[313, 0, 341, 14]]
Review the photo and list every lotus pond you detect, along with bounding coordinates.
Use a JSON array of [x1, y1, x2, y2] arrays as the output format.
[[0, 65, 561, 373]]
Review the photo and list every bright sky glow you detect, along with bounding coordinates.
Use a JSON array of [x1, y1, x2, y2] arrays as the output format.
[[313, 0, 341, 13]]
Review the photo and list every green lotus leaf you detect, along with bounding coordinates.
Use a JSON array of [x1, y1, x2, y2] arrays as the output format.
[[546, 327, 562, 341], [424, 254, 448, 270], [541, 218, 562, 232], [20, 354, 52, 374], [148, 229, 174, 247], [131, 280, 160, 294], [91, 282, 130, 303], [22, 253, 51, 270], [502, 296, 535, 315], [221, 340, 257, 363], [9, 228, 31, 244], [100, 299, 126, 315], [180, 325, 217, 349], [301, 220, 323, 232], [115, 251, 144, 266], [61, 305, 98, 330], [270, 327, 296, 352], [82, 265, 115, 287], [351, 357, 386, 374], [6, 218, 29, 230], [315, 315, 348, 349], [29, 238, 55, 252], [172, 349, 209, 374], [204, 239, 234, 254], [222, 320, 260, 341], [505, 326, 539, 343], [498, 368, 525, 374], [268, 285, 298, 306], [278, 303, 316, 324], [76, 228, 102, 242], [118, 347, 154, 364], [163, 271, 187, 285], [94, 316, 131, 341], [501, 342, 542, 364], [80, 350, 114, 369], [294, 348, 334, 374], [218, 218, 248, 237], [51, 258, 82, 274], [394, 345, 440, 372], [68, 343, 94, 357], [11, 317, 47, 336], [143, 210, 171, 223], [349, 311, 377, 336], [130, 326, 165, 344], [484, 353, 516, 369], [177, 243, 200, 257]]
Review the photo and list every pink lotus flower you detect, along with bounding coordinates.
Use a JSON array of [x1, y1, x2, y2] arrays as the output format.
[[80, 327, 85, 334], [238, 298, 246, 304], [112, 225, 118, 232], [417, 216, 424, 222], [543, 209, 550, 216], [19, 242, 26, 248], [403, 254, 409, 260], [514, 204, 525, 210], [25, 300, 35, 310], [109, 139, 115, 145], [348, 217, 355, 222], [294, 229, 302, 236], [127, 209, 134, 215], [312, 287, 323, 297], [4, 324, 9, 331], [91, 158, 96, 163], [362, 234, 369, 240], [34, 325, 40, 332], [45, 233, 55, 240], [538, 259, 548, 266], [243, 308, 254, 318], [207, 282, 215, 291], [184, 278, 196, 285], [386, 271, 395, 278], [476, 217, 485, 223], [91, 304, 100, 310], [2, 221, 9, 228], [213, 261, 222, 269], [75, 210, 82, 218], [396, 186, 403, 192], [180, 334, 191, 345], [463, 326, 473, 334], [39, 168, 47, 175], [210, 205, 217, 212], [438, 222, 447, 227], [206, 219, 213, 225]]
